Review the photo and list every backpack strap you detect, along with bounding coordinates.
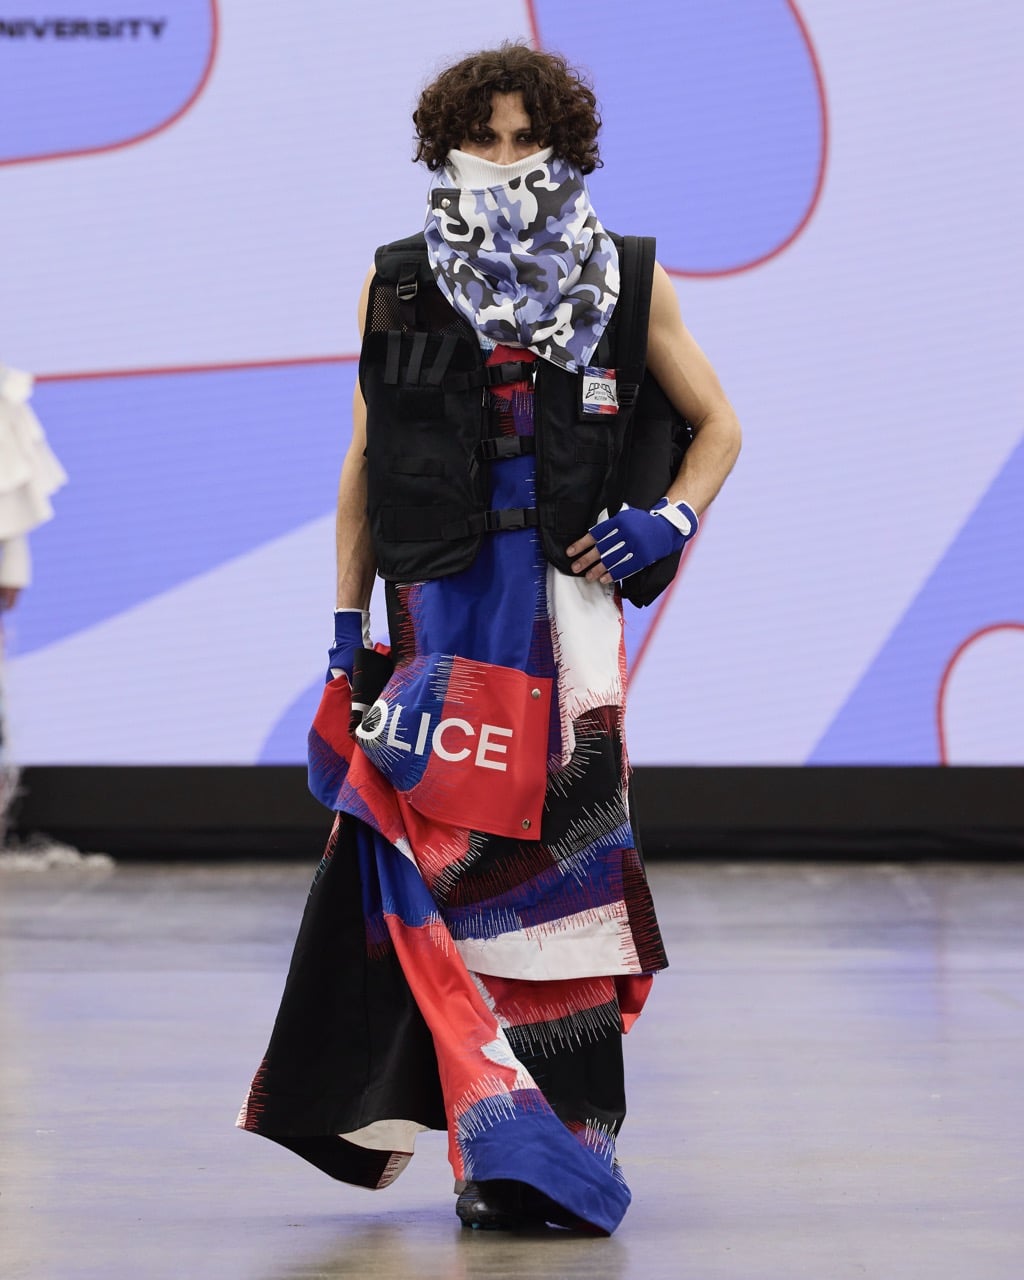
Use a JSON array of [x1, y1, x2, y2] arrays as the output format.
[[614, 234, 657, 412], [605, 235, 657, 516], [373, 232, 433, 328], [373, 232, 431, 281]]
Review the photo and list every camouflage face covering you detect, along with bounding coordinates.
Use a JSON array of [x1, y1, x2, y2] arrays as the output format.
[[424, 150, 619, 373]]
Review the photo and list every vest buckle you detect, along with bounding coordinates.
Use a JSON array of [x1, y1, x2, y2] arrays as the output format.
[[478, 437, 536, 462], [481, 507, 538, 533]]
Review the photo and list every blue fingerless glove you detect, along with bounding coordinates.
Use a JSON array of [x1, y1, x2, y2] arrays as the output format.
[[326, 609, 370, 683], [588, 498, 699, 581]]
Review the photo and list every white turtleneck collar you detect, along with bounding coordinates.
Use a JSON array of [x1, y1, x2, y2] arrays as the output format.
[[444, 146, 554, 190]]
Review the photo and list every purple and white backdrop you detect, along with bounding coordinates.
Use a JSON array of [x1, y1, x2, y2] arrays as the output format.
[[2, 0, 1020, 766]]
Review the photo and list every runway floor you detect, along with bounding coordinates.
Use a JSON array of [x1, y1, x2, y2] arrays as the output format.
[[1, 858, 1022, 1280]]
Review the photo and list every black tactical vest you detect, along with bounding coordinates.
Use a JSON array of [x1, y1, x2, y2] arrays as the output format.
[[359, 232, 691, 607]]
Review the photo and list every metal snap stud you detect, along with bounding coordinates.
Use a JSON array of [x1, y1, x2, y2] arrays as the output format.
[[440, 197, 451, 209], [530, 688, 541, 700], [521, 819, 531, 830]]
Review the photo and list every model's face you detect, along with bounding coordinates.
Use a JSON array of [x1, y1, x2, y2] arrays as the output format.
[[460, 91, 540, 165]]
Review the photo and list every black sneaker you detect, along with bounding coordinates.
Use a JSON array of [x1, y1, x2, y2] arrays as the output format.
[[455, 1179, 525, 1230]]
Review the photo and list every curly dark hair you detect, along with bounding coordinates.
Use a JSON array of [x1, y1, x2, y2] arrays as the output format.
[[413, 43, 602, 174]]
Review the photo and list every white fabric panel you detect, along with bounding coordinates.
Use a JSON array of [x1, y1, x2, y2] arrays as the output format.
[[455, 900, 640, 981]]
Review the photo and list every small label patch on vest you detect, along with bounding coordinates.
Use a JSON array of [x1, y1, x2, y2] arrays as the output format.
[[581, 366, 619, 415]]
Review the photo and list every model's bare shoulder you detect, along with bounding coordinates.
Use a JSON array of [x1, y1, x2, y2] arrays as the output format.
[[646, 261, 732, 427]]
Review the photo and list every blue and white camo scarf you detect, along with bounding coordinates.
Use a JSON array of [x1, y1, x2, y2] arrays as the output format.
[[424, 150, 619, 373]]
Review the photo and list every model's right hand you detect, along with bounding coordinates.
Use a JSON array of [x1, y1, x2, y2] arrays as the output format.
[[326, 609, 370, 683]]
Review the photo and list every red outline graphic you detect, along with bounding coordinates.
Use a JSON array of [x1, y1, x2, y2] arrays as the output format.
[[0, 1, 219, 169], [35, 352, 357, 385], [26, 4, 778, 687], [524, 0, 544, 48], [526, 0, 829, 279], [523, 0, 825, 676], [936, 623, 1024, 763]]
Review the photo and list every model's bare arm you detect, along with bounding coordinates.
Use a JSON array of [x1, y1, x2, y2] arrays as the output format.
[[568, 263, 742, 580], [645, 263, 742, 512], [335, 267, 379, 610]]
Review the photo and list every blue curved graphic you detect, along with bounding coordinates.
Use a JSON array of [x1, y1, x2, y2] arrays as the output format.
[[0, 2, 215, 164], [260, 677, 324, 764], [21, 362, 356, 654], [533, 0, 824, 272], [810, 437, 1024, 763]]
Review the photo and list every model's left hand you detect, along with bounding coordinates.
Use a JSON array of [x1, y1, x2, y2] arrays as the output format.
[[327, 608, 370, 683], [567, 499, 698, 584]]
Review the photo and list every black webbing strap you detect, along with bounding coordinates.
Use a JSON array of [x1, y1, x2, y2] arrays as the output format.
[[406, 331, 428, 385], [396, 260, 419, 328], [486, 360, 534, 387], [465, 507, 540, 534], [478, 436, 536, 461], [615, 235, 656, 409], [382, 331, 459, 389], [425, 332, 459, 386], [444, 361, 534, 392], [381, 506, 540, 542], [605, 235, 657, 515], [395, 261, 420, 300]]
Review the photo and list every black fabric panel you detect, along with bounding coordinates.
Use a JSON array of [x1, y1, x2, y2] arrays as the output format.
[[513, 1017, 627, 1136], [388, 454, 446, 478], [546, 501, 593, 539], [240, 821, 446, 1140], [396, 387, 445, 419], [267, 1135, 400, 1189], [384, 331, 401, 385], [575, 444, 608, 466], [379, 505, 465, 542]]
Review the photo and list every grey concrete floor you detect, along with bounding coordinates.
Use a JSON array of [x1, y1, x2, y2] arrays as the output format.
[[1, 859, 1022, 1280]]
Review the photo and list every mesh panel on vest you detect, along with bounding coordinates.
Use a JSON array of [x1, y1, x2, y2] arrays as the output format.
[[367, 280, 469, 337], [368, 281, 401, 333]]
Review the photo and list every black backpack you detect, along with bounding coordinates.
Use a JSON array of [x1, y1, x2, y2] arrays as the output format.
[[609, 235, 695, 608]]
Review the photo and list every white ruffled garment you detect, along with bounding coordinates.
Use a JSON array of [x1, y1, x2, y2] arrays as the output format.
[[0, 364, 68, 587]]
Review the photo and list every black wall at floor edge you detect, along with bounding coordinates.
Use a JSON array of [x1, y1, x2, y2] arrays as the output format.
[[8, 766, 1024, 859]]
